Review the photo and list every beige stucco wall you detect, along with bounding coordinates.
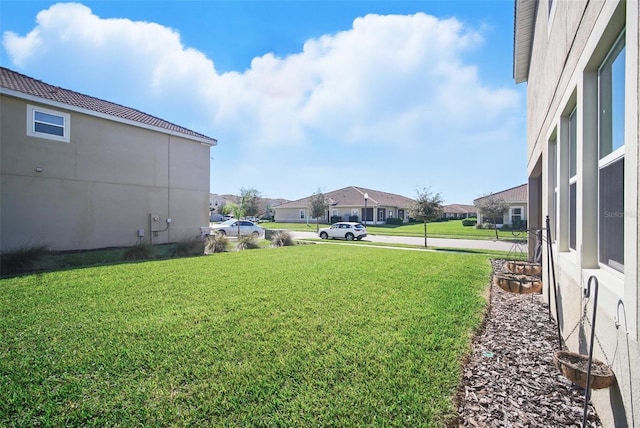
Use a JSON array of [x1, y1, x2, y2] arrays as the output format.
[[1, 95, 211, 251], [525, 0, 639, 426]]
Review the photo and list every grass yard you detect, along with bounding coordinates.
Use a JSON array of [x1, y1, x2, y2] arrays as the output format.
[[264, 220, 527, 241], [1, 245, 491, 427]]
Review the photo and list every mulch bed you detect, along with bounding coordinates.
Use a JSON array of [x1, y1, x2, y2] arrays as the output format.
[[455, 260, 603, 427]]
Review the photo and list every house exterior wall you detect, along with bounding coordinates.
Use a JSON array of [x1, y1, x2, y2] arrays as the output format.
[[523, 0, 639, 425], [1, 95, 210, 251], [274, 205, 406, 224]]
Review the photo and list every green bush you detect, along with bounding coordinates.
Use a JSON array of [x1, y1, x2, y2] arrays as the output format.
[[270, 230, 295, 247], [500, 224, 511, 231], [204, 234, 228, 254], [385, 217, 404, 225], [235, 235, 260, 251], [0, 243, 50, 276], [330, 216, 342, 223], [348, 215, 359, 222], [462, 218, 477, 227], [171, 236, 202, 257], [123, 241, 153, 261]]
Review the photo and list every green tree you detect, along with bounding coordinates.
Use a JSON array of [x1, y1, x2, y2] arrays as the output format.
[[240, 188, 261, 218], [409, 187, 444, 248], [474, 195, 508, 240], [308, 189, 329, 232]]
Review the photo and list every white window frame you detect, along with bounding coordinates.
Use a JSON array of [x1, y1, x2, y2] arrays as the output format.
[[510, 206, 524, 224], [568, 107, 577, 251], [299, 209, 305, 220], [597, 30, 626, 273], [548, 135, 558, 242], [27, 105, 70, 143]]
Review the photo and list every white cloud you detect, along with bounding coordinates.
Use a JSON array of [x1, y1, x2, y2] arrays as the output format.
[[3, 3, 525, 202]]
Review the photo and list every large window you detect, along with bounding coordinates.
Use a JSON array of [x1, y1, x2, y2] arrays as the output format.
[[549, 137, 558, 241], [568, 108, 577, 250], [27, 105, 70, 143], [598, 31, 625, 272]]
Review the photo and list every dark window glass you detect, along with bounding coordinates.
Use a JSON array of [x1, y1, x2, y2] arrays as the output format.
[[34, 122, 64, 136], [599, 158, 624, 271], [569, 183, 576, 250]]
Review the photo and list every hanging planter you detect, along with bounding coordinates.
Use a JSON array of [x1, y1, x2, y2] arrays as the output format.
[[553, 350, 615, 390], [504, 260, 542, 276], [493, 273, 543, 294]]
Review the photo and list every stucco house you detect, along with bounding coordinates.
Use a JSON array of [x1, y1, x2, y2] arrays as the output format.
[[441, 204, 477, 219], [473, 184, 528, 227], [1, 67, 217, 251], [273, 186, 414, 224], [515, 0, 638, 425]]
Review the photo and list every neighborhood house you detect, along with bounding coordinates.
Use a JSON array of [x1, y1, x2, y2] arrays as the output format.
[[473, 183, 528, 228], [274, 186, 414, 224], [0, 67, 217, 252]]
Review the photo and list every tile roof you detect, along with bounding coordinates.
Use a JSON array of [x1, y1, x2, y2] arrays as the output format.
[[473, 184, 528, 204], [443, 204, 477, 214], [275, 186, 415, 209], [0, 67, 217, 144]]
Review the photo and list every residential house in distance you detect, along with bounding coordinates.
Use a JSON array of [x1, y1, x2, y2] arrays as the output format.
[[1, 67, 217, 251], [473, 184, 528, 227], [441, 204, 477, 219], [274, 186, 414, 224], [514, 0, 638, 425]]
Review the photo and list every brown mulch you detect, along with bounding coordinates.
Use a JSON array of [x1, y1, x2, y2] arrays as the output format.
[[455, 260, 603, 428]]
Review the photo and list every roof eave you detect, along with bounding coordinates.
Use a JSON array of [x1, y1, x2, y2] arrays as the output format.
[[0, 87, 218, 146], [513, 0, 538, 84]]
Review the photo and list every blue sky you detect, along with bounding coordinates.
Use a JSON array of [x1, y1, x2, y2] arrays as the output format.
[[1, 0, 527, 203]]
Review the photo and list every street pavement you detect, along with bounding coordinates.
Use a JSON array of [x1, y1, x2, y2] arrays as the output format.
[[290, 230, 524, 253]]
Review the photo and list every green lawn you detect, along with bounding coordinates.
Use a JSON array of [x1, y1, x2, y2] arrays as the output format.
[[1, 245, 491, 427], [264, 220, 527, 241]]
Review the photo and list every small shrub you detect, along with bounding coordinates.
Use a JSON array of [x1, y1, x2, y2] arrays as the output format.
[[348, 215, 359, 222], [385, 217, 403, 225], [500, 224, 511, 231], [270, 230, 294, 247], [330, 216, 342, 223], [235, 235, 260, 251], [172, 236, 202, 257], [204, 234, 229, 254], [462, 218, 477, 227], [123, 241, 153, 261], [0, 243, 50, 276]]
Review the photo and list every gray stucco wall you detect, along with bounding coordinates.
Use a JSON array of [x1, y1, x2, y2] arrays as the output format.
[[524, 1, 639, 426], [1, 95, 210, 251]]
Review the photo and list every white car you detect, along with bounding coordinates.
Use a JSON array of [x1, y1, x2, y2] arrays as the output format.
[[208, 220, 264, 237], [318, 222, 367, 241]]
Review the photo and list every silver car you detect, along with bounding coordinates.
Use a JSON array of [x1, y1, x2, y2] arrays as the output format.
[[209, 220, 264, 237], [318, 222, 367, 241]]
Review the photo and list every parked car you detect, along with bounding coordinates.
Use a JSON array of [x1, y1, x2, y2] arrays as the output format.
[[222, 215, 235, 221], [318, 222, 367, 241], [208, 220, 264, 237]]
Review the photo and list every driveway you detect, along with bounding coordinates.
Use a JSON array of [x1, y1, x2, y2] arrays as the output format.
[[290, 231, 523, 253]]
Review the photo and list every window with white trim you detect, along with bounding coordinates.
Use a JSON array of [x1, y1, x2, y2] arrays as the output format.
[[549, 136, 558, 241], [598, 31, 625, 272], [27, 105, 70, 142], [299, 209, 305, 220], [568, 107, 577, 250]]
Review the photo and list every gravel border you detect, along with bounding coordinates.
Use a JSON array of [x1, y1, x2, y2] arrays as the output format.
[[455, 260, 603, 427]]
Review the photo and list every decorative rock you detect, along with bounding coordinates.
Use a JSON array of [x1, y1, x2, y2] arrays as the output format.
[[456, 260, 603, 427]]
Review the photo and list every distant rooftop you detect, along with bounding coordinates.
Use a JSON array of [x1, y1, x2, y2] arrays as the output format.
[[0, 67, 217, 145], [473, 184, 527, 204]]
